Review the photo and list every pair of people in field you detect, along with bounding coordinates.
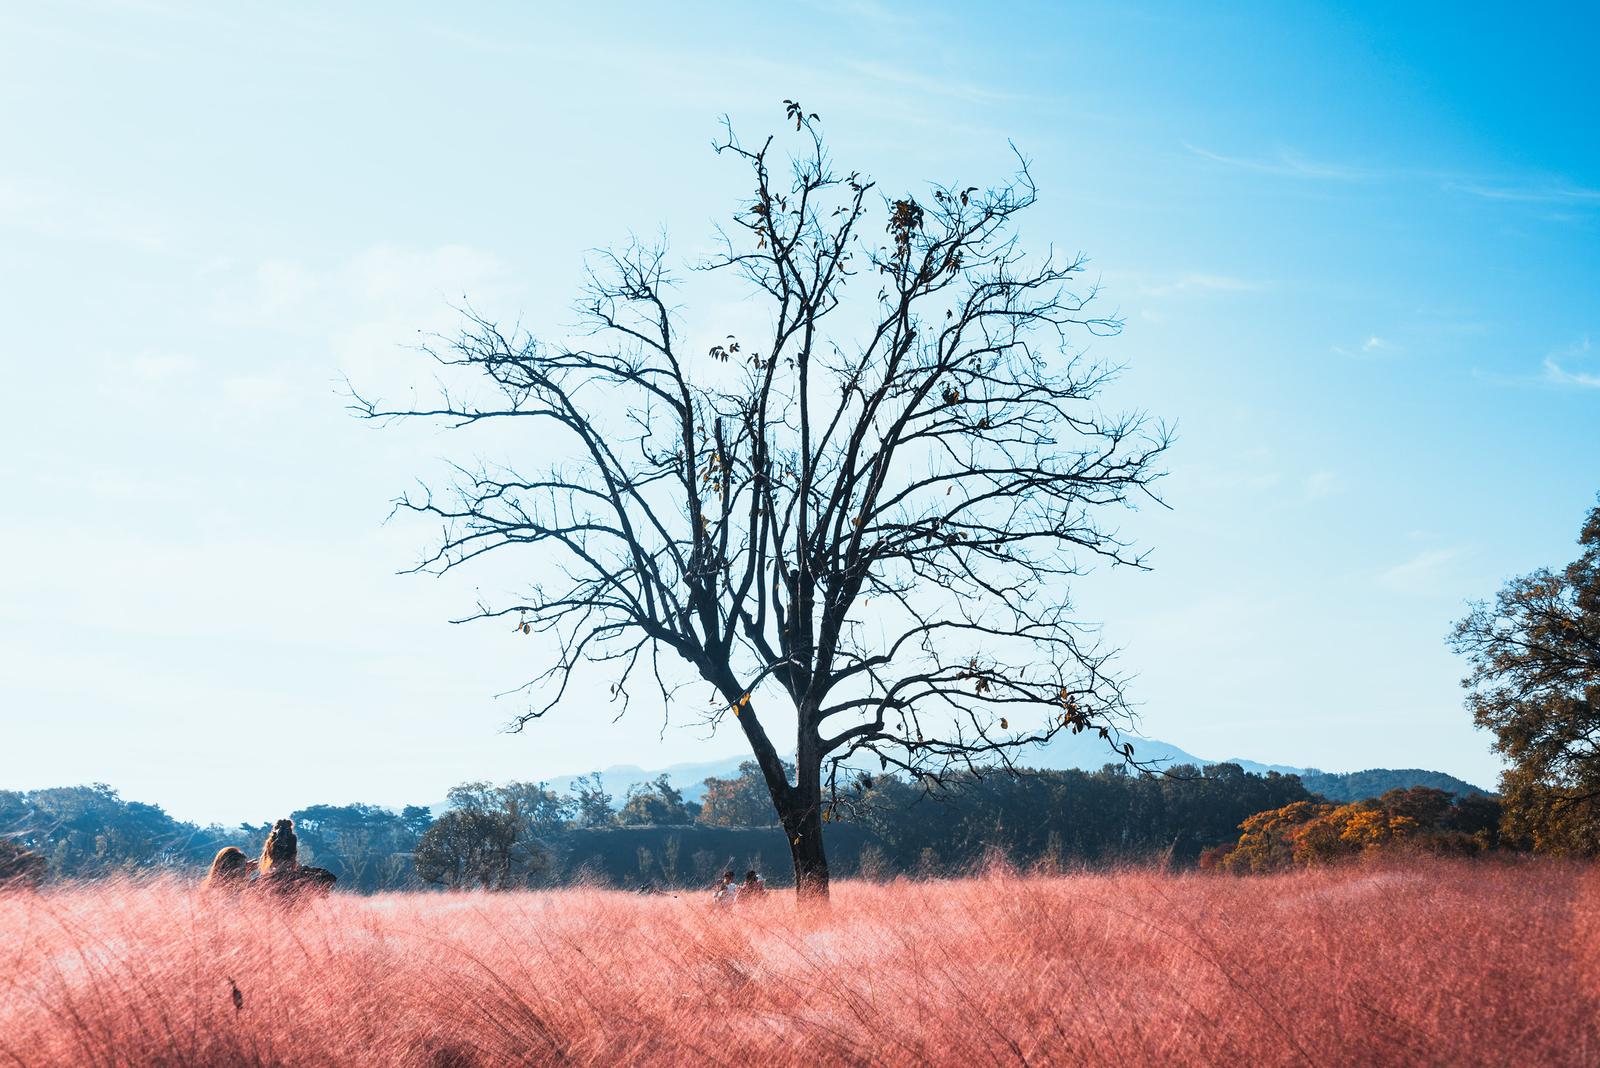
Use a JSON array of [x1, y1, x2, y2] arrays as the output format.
[[203, 818, 336, 898], [713, 868, 766, 906]]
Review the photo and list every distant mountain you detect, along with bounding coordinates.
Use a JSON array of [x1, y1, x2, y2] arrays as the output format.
[[530, 734, 1210, 805], [541, 758, 756, 805], [1017, 729, 1307, 778], [507, 735, 1490, 805]]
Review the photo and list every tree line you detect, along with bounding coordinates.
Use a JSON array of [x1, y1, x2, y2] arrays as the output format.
[[2, 761, 1503, 891], [0, 786, 435, 892]]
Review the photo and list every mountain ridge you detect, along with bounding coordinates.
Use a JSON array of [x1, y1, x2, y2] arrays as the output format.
[[503, 733, 1491, 806]]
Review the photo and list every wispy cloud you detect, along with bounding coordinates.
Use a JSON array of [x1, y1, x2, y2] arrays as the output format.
[[1137, 273, 1268, 298], [1378, 547, 1466, 595], [1184, 144, 1374, 182], [211, 244, 511, 330], [1469, 337, 1600, 390], [416, 20, 536, 57], [1543, 337, 1600, 389], [795, 0, 924, 25], [94, 349, 198, 407], [0, 178, 169, 251], [1187, 144, 1600, 218], [206, 242, 523, 409], [841, 59, 1033, 106], [221, 374, 295, 413], [1332, 334, 1401, 359], [126, 351, 196, 381], [1445, 180, 1600, 206], [1302, 470, 1341, 502]]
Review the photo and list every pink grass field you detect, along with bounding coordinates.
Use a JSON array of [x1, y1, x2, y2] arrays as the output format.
[[2, 859, 1596, 1067]]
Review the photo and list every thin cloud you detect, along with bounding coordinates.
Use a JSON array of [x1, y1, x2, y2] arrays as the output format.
[[127, 351, 196, 381], [1302, 470, 1341, 502], [1543, 337, 1600, 389], [1545, 362, 1600, 388], [1332, 334, 1401, 359], [1469, 337, 1600, 390], [1378, 547, 1466, 595], [1184, 143, 1373, 182], [796, 0, 924, 25], [0, 178, 169, 251], [842, 59, 1033, 106], [1187, 144, 1600, 216], [222, 374, 295, 413], [1445, 180, 1600, 206], [416, 20, 536, 57], [1138, 273, 1268, 298]]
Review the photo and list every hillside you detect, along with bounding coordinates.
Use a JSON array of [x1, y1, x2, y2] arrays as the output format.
[[1297, 768, 1492, 802]]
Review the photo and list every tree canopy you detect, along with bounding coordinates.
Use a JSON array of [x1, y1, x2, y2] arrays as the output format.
[[1207, 787, 1501, 873], [618, 774, 696, 826], [1450, 496, 1600, 854], [413, 782, 564, 889]]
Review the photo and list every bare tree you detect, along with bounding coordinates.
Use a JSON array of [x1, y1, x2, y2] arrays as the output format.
[[351, 105, 1169, 896]]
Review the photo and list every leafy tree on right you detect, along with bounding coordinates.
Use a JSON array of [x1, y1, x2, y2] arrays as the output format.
[[1451, 496, 1600, 854]]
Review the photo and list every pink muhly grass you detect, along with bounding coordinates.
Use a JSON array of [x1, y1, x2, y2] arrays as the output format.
[[0, 858, 1593, 1066]]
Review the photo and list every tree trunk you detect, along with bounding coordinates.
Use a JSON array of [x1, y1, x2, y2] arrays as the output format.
[[783, 798, 830, 899], [785, 726, 832, 899]]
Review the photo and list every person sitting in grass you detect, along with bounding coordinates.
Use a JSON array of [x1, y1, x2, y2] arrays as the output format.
[[713, 869, 737, 907], [202, 846, 253, 892], [255, 819, 336, 898], [736, 869, 767, 902]]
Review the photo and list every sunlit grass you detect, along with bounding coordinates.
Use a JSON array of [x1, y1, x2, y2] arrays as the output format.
[[1, 859, 1594, 1066]]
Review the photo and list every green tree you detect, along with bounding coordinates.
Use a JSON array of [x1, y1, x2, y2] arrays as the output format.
[[414, 782, 561, 889], [698, 762, 785, 827], [414, 808, 520, 889], [289, 803, 428, 891], [568, 773, 616, 828], [1450, 497, 1600, 854], [618, 775, 692, 825], [0, 839, 47, 888], [0, 784, 231, 878]]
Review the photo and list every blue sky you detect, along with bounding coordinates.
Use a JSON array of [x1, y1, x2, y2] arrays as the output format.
[[1, 1, 1595, 825]]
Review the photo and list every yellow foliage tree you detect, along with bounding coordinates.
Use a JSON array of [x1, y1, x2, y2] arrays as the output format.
[[1216, 787, 1493, 873]]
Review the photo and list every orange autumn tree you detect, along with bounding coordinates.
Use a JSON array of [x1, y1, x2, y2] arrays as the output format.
[[1206, 787, 1501, 873]]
